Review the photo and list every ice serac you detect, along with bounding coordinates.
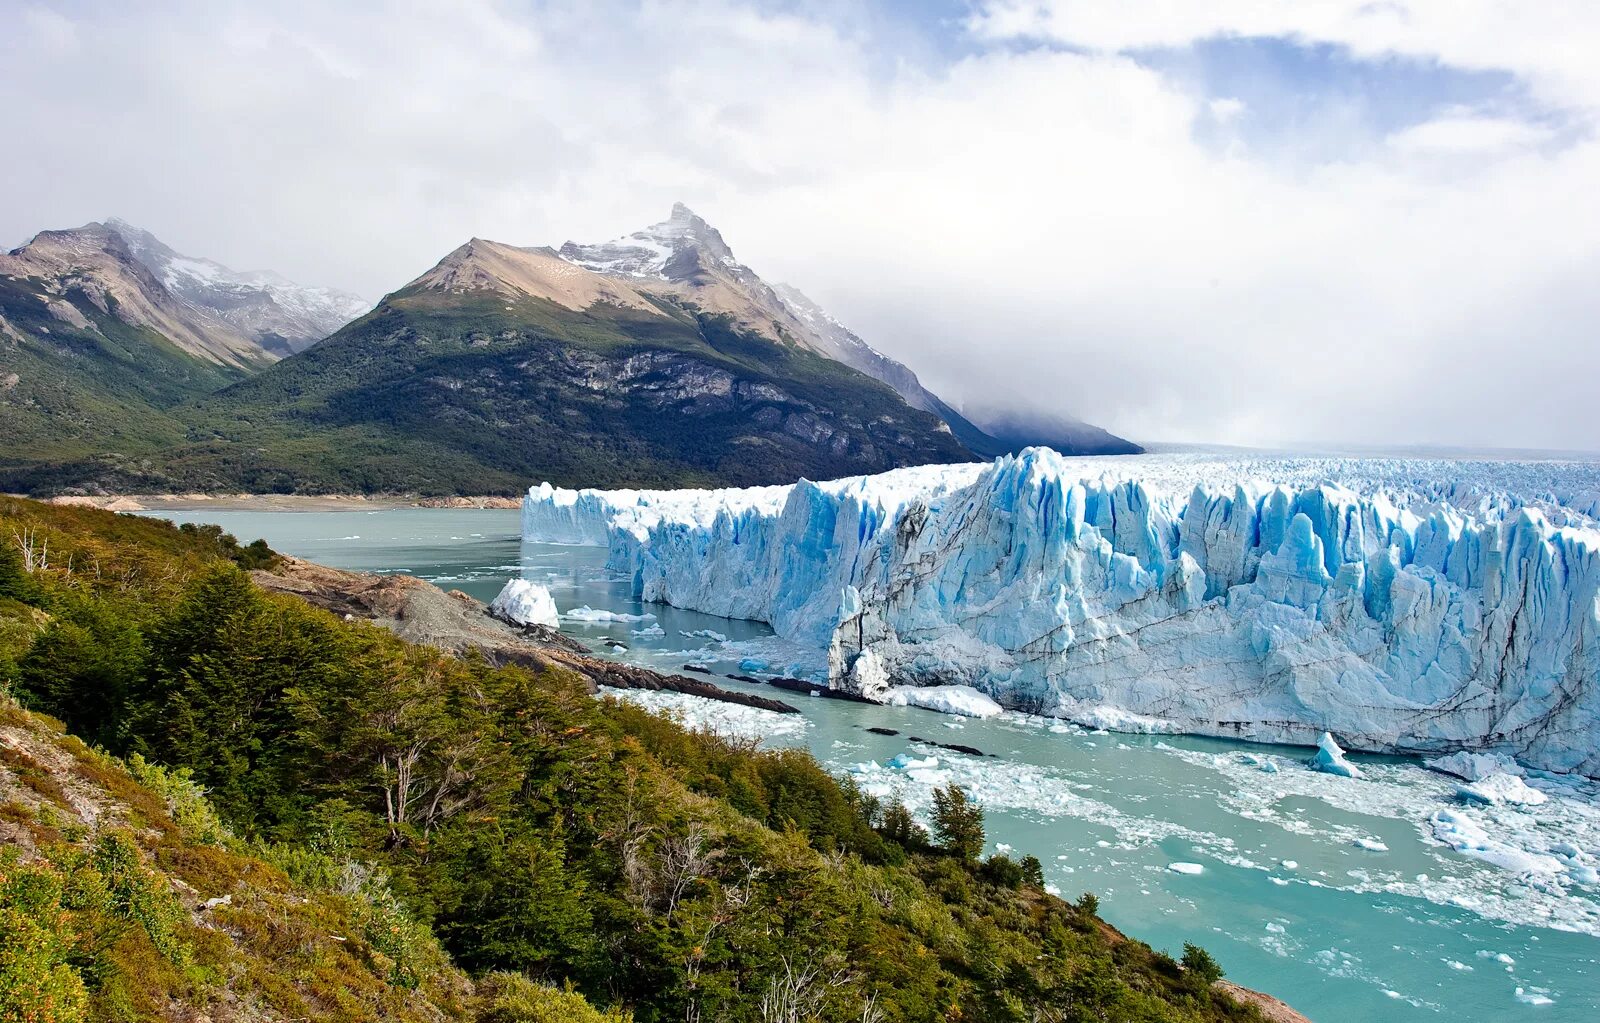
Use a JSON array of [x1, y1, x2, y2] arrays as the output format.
[[523, 450, 1600, 776]]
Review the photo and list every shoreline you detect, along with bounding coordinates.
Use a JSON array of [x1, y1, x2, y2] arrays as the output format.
[[33, 492, 523, 512]]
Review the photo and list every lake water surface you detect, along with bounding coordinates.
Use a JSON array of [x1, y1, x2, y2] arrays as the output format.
[[147, 507, 1600, 1022]]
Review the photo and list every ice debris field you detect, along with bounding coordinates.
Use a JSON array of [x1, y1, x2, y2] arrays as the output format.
[[524, 448, 1600, 778]]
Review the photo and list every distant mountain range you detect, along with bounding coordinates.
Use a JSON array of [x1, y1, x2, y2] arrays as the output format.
[[0, 207, 1138, 495], [105, 219, 370, 356]]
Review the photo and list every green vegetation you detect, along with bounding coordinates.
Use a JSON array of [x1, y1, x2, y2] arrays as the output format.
[[4, 284, 972, 496], [0, 497, 1259, 1021], [931, 781, 987, 864], [0, 276, 250, 490]]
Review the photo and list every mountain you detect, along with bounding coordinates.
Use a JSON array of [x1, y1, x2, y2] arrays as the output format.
[[0, 223, 269, 470], [1, 206, 1133, 495], [0, 222, 273, 369], [127, 218, 974, 494], [0, 220, 374, 491], [962, 403, 1144, 456], [106, 218, 371, 355], [563, 204, 1138, 457]]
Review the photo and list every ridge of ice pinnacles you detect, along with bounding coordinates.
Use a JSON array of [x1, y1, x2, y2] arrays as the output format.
[[522, 449, 1600, 776]]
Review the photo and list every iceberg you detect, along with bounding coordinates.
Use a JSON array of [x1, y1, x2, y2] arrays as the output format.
[[884, 684, 1004, 718], [1425, 751, 1526, 782], [1308, 732, 1363, 778], [524, 449, 1600, 776], [564, 606, 656, 624], [1455, 773, 1548, 807], [488, 578, 560, 628]]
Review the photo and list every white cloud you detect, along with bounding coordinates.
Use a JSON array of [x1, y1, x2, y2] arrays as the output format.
[[1208, 96, 1246, 120], [1387, 113, 1552, 154], [968, 0, 1600, 109], [1, 0, 1596, 451]]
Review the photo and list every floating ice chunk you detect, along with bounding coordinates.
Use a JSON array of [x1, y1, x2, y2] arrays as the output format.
[[885, 684, 1004, 718], [1168, 862, 1205, 875], [1065, 703, 1176, 734], [1280, 860, 1299, 870], [680, 628, 728, 643], [565, 605, 656, 623], [603, 687, 809, 741], [1307, 732, 1363, 778], [1426, 751, 1526, 782], [1259, 760, 1280, 774], [1513, 987, 1552, 1005], [887, 753, 939, 770], [1455, 773, 1548, 807], [1433, 811, 1564, 875], [489, 578, 560, 628], [1445, 960, 1472, 972], [632, 624, 665, 637], [1354, 837, 1389, 852]]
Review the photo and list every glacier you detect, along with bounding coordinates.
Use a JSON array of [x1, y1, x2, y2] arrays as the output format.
[[522, 449, 1600, 777]]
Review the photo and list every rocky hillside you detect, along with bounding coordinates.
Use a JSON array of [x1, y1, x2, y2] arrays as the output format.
[[0, 222, 272, 369], [0, 221, 370, 492]]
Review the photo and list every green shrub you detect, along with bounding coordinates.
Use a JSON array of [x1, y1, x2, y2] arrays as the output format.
[[1182, 942, 1225, 986], [0, 854, 90, 1023], [475, 972, 629, 1022]]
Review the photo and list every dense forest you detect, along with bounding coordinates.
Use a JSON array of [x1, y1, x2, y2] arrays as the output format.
[[0, 497, 1257, 1022]]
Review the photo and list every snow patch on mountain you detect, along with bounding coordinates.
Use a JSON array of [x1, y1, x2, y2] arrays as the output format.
[[106, 218, 369, 353]]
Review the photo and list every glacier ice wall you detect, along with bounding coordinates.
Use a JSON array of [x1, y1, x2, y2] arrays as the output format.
[[524, 450, 1600, 776]]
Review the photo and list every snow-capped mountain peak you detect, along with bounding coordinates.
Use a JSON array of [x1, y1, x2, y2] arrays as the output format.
[[560, 202, 741, 280], [103, 219, 371, 355]]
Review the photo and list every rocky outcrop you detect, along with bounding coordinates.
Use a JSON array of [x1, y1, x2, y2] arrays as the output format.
[[252, 557, 796, 713]]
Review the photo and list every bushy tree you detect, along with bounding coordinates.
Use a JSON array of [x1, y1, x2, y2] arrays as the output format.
[[1020, 854, 1045, 889], [930, 783, 984, 864], [879, 801, 927, 849], [0, 541, 38, 603], [980, 854, 1025, 889], [1182, 942, 1224, 985]]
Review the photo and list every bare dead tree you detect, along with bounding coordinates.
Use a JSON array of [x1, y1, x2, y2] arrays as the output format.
[[13, 526, 47, 573], [758, 955, 852, 1023], [661, 821, 717, 921]]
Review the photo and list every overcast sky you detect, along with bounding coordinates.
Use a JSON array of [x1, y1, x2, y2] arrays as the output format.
[[5, 1, 1598, 451]]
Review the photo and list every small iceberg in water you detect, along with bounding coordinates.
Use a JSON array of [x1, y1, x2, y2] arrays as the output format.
[[1307, 732, 1362, 778]]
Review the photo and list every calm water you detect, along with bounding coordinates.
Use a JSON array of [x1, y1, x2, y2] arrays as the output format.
[[148, 507, 1600, 1022]]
